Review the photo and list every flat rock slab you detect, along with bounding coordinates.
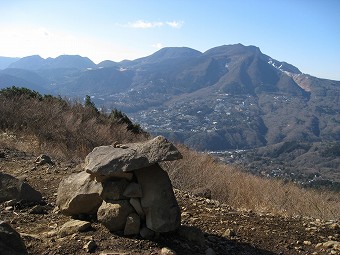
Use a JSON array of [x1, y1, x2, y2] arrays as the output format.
[[58, 219, 92, 237], [134, 164, 181, 233], [85, 136, 182, 180]]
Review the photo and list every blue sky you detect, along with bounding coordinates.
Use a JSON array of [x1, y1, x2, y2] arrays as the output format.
[[0, 0, 339, 80]]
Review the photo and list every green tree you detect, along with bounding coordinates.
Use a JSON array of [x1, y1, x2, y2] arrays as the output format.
[[84, 95, 99, 114], [109, 108, 143, 134], [0, 86, 42, 100]]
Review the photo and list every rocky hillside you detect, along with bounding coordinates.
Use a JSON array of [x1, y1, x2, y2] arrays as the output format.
[[0, 147, 339, 255], [1, 44, 339, 191], [0, 90, 339, 254], [1, 44, 339, 151]]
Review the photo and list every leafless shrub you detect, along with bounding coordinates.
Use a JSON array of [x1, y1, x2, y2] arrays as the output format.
[[163, 145, 340, 220], [1, 88, 338, 220], [0, 93, 145, 159]]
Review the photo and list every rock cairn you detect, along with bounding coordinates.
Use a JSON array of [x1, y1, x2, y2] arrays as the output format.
[[56, 136, 182, 237]]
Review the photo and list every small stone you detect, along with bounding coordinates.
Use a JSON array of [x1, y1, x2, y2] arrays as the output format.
[[315, 243, 322, 248], [129, 198, 145, 219], [303, 241, 312, 245], [29, 205, 46, 214], [52, 206, 60, 214], [3, 199, 17, 206], [97, 200, 134, 232], [223, 228, 236, 237], [329, 223, 339, 230], [161, 247, 176, 255], [42, 230, 58, 238], [322, 241, 340, 249], [35, 154, 54, 165], [5, 206, 13, 211], [101, 179, 128, 201], [58, 219, 91, 237], [181, 212, 191, 219], [205, 248, 216, 255], [124, 213, 140, 236], [83, 240, 97, 253]]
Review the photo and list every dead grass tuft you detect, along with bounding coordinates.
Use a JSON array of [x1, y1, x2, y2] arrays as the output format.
[[1, 87, 339, 220], [162, 145, 340, 220], [0, 91, 146, 159]]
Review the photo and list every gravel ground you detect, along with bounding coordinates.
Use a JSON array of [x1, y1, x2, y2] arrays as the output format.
[[0, 148, 339, 255]]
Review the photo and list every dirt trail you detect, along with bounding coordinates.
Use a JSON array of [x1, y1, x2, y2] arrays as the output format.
[[0, 148, 339, 255]]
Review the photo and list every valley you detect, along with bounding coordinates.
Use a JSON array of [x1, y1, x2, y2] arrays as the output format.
[[1, 44, 339, 190]]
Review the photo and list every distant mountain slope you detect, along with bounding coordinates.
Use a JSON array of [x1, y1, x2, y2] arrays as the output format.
[[130, 47, 202, 65], [44, 55, 96, 69], [0, 57, 20, 70], [8, 55, 96, 70], [1, 44, 339, 152], [0, 73, 48, 93], [8, 55, 46, 70], [97, 60, 119, 68], [1, 68, 49, 87]]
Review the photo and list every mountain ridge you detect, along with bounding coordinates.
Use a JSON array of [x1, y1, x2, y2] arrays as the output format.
[[0, 44, 339, 153], [7, 54, 96, 70]]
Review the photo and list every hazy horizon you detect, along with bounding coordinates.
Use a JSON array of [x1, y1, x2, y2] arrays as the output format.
[[1, 0, 339, 80]]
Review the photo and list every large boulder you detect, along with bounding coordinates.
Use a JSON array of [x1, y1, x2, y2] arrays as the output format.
[[56, 171, 103, 216], [97, 200, 135, 232], [85, 136, 182, 180], [0, 221, 28, 255], [134, 164, 181, 232], [0, 172, 42, 203]]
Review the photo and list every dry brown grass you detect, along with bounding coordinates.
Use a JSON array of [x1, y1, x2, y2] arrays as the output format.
[[1, 88, 339, 220], [162, 145, 340, 220], [0, 91, 146, 159]]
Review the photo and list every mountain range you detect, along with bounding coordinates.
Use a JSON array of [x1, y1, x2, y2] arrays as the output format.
[[1, 44, 339, 188]]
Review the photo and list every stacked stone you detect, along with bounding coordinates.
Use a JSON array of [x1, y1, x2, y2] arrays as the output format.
[[56, 136, 182, 237]]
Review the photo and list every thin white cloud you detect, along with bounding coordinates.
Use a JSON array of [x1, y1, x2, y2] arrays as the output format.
[[152, 43, 163, 49], [127, 20, 164, 29], [166, 21, 184, 29], [0, 24, 144, 62], [125, 20, 184, 29]]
